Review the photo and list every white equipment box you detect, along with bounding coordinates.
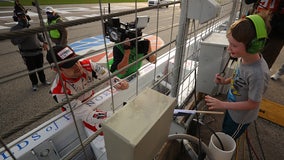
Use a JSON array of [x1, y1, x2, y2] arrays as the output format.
[[196, 32, 230, 95], [187, 0, 221, 24], [102, 88, 176, 160]]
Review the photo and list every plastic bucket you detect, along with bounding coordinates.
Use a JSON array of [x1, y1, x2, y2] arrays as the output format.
[[207, 132, 236, 160]]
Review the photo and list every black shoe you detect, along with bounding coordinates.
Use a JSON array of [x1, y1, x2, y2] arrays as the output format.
[[32, 85, 38, 91], [42, 81, 51, 85]]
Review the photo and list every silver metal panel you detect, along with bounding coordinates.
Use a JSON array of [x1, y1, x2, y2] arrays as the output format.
[[196, 32, 229, 94]]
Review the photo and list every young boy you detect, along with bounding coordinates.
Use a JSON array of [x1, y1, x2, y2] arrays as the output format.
[[204, 13, 270, 139]]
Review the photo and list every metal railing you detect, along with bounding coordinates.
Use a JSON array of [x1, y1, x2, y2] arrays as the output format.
[[0, 0, 243, 159]]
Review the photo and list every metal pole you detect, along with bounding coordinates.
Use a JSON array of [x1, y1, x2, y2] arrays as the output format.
[[108, 3, 111, 14], [227, 0, 239, 30], [33, 0, 49, 39], [170, 0, 190, 98]]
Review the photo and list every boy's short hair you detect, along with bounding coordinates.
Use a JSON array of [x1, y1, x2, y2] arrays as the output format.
[[227, 18, 256, 47]]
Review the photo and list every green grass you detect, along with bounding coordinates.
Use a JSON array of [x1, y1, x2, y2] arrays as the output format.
[[1, 0, 147, 6]]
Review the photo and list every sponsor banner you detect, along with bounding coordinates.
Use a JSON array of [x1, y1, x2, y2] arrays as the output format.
[[0, 88, 116, 160]]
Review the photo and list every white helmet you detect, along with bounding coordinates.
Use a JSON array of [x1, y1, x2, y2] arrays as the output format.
[[45, 6, 54, 13]]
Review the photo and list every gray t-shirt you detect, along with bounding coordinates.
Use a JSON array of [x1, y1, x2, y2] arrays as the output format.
[[227, 56, 269, 124]]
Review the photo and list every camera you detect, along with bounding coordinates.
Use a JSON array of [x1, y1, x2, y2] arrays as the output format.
[[13, 13, 31, 22], [103, 16, 150, 43]]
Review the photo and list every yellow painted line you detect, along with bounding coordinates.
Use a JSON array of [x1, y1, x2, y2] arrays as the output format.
[[259, 98, 284, 127]]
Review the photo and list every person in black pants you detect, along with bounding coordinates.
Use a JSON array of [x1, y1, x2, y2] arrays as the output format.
[[10, 11, 50, 91]]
